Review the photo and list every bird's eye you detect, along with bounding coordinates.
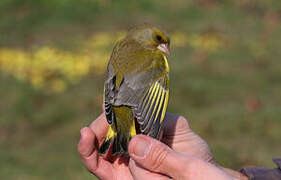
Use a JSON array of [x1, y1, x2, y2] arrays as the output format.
[[156, 35, 162, 42]]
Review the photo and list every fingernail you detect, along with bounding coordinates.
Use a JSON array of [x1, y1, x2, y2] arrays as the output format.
[[133, 136, 152, 158]]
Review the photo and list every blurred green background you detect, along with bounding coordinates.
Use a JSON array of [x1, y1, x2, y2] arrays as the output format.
[[1, 0, 281, 179]]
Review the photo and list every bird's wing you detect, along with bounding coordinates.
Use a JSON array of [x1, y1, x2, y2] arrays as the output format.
[[104, 63, 118, 126], [105, 63, 169, 138], [104, 67, 152, 125], [133, 80, 169, 138]]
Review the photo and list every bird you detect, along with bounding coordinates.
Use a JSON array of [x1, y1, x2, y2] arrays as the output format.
[[99, 24, 170, 155]]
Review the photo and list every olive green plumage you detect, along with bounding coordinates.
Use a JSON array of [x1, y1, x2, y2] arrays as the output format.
[[99, 24, 170, 155]]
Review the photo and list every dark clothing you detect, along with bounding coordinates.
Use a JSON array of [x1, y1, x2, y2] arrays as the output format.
[[241, 158, 281, 180]]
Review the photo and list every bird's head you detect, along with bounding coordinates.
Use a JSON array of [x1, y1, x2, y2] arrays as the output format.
[[128, 24, 170, 56]]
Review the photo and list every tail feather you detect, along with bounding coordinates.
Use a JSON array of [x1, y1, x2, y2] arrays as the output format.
[[99, 110, 137, 155], [111, 134, 129, 155], [98, 128, 131, 155], [98, 137, 113, 154]]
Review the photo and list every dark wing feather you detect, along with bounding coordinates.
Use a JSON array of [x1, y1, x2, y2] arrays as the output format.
[[104, 64, 150, 126], [133, 81, 169, 138], [104, 63, 118, 125]]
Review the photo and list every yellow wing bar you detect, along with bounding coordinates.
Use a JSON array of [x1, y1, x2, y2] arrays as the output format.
[[134, 81, 169, 136]]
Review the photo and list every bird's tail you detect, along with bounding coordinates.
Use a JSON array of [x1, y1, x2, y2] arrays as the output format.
[[98, 123, 136, 155]]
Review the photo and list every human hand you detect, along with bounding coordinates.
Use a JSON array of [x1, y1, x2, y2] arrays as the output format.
[[160, 113, 214, 163], [127, 113, 232, 180], [78, 113, 245, 179], [78, 113, 133, 180], [128, 134, 232, 180]]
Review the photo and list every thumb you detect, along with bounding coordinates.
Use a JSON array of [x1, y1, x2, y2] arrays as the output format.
[[128, 135, 188, 179]]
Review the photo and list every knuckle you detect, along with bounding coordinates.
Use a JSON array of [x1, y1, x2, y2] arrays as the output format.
[[149, 143, 170, 171], [88, 165, 98, 174], [83, 157, 98, 173], [77, 141, 84, 155], [78, 140, 90, 157]]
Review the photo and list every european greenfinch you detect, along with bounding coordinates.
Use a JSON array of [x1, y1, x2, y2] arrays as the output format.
[[99, 24, 170, 155]]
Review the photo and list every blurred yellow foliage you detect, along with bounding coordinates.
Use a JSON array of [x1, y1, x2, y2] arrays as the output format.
[[172, 32, 189, 47], [189, 32, 223, 52], [0, 31, 223, 92], [0, 32, 121, 92]]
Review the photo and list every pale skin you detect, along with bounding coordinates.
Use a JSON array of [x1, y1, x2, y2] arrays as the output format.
[[78, 112, 248, 180]]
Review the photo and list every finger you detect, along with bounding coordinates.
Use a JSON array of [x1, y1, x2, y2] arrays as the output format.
[[162, 113, 191, 137], [89, 113, 109, 144], [128, 135, 189, 179], [129, 135, 232, 180], [162, 114, 215, 163], [129, 159, 170, 180], [78, 127, 98, 170], [161, 113, 192, 149], [78, 127, 114, 179]]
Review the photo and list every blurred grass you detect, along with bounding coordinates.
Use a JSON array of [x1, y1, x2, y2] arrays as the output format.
[[1, 0, 281, 179]]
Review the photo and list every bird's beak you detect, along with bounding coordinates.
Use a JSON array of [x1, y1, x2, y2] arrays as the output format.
[[157, 43, 170, 56]]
